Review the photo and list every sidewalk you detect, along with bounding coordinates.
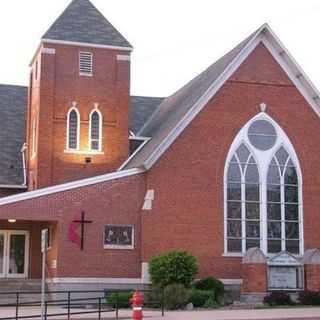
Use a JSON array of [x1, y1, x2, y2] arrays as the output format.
[[1, 306, 320, 320]]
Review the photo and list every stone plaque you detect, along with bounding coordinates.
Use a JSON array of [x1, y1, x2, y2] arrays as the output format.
[[267, 251, 303, 290], [269, 266, 297, 289]]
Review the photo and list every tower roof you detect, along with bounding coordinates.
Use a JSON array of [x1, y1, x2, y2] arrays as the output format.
[[42, 0, 132, 49]]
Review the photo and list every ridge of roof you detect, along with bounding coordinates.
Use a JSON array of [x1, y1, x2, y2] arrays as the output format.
[[0, 84, 28, 89], [42, 0, 132, 48]]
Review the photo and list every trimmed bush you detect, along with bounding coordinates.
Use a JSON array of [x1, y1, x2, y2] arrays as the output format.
[[203, 297, 220, 309], [187, 289, 214, 308], [164, 284, 188, 310], [106, 292, 132, 308], [264, 291, 295, 306], [194, 277, 224, 301], [149, 251, 198, 288], [144, 290, 163, 308], [298, 290, 320, 305]]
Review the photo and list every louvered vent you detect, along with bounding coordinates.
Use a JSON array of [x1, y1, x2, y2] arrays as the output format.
[[79, 52, 93, 76]]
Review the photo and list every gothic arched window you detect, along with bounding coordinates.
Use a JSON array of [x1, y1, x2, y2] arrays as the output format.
[[89, 109, 102, 151], [226, 144, 260, 253], [67, 107, 80, 150], [267, 147, 300, 254], [225, 113, 302, 256]]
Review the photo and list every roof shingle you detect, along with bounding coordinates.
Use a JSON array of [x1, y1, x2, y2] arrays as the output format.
[[130, 96, 164, 135], [42, 0, 132, 48], [123, 28, 261, 169], [0, 85, 27, 186]]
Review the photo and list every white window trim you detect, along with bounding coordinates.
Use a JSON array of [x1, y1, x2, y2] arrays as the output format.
[[103, 225, 134, 250], [66, 107, 80, 151], [224, 112, 304, 257], [79, 51, 93, 77], [89, 108, 103, 152]]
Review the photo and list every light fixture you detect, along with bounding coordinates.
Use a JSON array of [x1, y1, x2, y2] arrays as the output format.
[[8, 219, 16, 223]]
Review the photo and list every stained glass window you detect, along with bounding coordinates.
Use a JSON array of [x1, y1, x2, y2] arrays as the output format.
[[267, 147, 300, 254], [248, 120, 277, 151], [225, 117, 301, 256], [67, 109, 79, 150], [90, 111, 101, 151], [227, 144, 260, 253]]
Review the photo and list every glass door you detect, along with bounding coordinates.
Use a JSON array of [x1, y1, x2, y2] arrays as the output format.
[[0, 231, 5, 278], [0, 231, 29, 278]]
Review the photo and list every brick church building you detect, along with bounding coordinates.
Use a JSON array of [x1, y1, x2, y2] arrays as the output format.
[[1, 0, 320, 298]]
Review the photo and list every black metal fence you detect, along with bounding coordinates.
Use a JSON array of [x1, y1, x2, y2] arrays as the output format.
[[0, 289, 164, 320]]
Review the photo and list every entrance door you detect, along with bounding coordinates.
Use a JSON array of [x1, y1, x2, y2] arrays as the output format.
[[0, 231, 5, 278], [0, 231, 29, 278]]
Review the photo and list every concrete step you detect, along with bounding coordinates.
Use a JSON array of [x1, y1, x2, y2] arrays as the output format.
[[0, 279, 45, 305]]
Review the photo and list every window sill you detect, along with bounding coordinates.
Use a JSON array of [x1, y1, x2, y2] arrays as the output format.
[[79, 73, 92, 77], [223, 252, 303, 259], [104, 245, 134, 250], [64, 150, 104, 155], [222, 253, 243, 257]]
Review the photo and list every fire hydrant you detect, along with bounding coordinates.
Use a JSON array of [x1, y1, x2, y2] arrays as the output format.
[[130, 291, 144, 320]]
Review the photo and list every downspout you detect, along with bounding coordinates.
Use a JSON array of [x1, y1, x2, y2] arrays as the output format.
[[21, 143, 27, 187]]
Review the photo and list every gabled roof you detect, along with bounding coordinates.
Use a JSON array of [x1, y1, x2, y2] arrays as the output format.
[[122, 24, 320, 170], [130, 96, 165, 135], [42, 0, 132, 49], [0, 85, 27, 187]]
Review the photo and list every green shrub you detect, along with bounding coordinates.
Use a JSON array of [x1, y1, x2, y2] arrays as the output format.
[[187, 289, 214, 308], [149, 251, 198, 288], [298, 290, 320, 305], [106, 292, 132, 308], [164, 284, 188, 310], [203, 297, 220, 309], [264, 291, 295, 306], [194, 277, 225, 302], [144, 290, 163, 308]]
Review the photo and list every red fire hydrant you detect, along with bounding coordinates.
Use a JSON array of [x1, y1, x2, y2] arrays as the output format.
[[130, 291, 144, 320]]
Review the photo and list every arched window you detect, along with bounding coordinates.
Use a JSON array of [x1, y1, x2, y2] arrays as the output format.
[[226, 144, 260, 253], [224, 113, 302, 256], [267, 147, 300, 254], [67, 107, 80, 150], [89, 109, 102, 151]]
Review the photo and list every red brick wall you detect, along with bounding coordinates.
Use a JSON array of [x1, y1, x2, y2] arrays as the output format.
[[305, 265, 320, 291], [0, 173, 146, 278], [27, 43, 130, 190], [141, 43, 320, 279], [241, 263, 267, 293]]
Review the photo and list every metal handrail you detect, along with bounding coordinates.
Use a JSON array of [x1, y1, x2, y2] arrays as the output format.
[[0, 288, 164, 320]]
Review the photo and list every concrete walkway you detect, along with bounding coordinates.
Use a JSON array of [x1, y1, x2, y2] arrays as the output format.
[[1, 306, 320, 320]]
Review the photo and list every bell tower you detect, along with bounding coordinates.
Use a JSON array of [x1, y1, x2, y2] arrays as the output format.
[[27, 0, 132, 190]]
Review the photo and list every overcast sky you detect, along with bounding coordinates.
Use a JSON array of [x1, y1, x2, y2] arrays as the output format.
[[1, 0, 320, 97]]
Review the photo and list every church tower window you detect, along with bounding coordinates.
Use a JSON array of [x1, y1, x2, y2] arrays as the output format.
[[79, 52, 93, 76], [89, 109, 102, 151], [67, 107, 80, 150], [224, 113, 303, 256]]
